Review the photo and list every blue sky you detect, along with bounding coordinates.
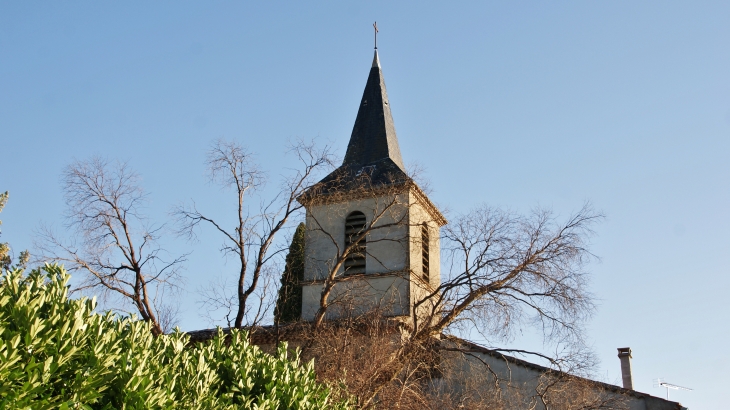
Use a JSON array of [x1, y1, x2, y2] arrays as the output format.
[[1, 2, 728, 407]]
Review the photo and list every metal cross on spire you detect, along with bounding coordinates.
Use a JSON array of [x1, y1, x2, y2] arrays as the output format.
[[373, 21, 379, 49]]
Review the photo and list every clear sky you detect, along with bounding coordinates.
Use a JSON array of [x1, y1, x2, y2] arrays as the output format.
[[1, 2, 728, 408]]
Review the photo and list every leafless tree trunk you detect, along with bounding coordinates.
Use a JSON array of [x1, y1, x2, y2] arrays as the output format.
[[174, 139, 334, 328], [37, 157, 185, 335]]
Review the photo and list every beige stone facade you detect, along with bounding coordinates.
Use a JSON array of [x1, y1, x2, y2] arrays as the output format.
[[300, 186, 445, 321]]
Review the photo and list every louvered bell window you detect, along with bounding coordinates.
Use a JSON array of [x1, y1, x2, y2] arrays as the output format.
[[421, 223, 430, 282], [344, 211, 367, 275]]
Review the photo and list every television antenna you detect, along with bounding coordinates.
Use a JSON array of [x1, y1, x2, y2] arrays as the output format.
[[653, 378, 693, 400]]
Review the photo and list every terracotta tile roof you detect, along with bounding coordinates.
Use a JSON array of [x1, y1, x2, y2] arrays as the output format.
[[186, 323, 309, 345]]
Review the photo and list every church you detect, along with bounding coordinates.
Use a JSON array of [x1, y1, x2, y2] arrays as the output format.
[[191, 46, 687, 410]]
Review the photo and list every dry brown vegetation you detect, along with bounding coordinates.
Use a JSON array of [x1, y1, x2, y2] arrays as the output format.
[[276, 311, 629, 409]]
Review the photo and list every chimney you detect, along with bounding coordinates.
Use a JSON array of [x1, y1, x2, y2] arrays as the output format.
[[617, 347, 634, 389]]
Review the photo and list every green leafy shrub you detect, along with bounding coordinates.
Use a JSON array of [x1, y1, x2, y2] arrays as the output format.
[[0, 264, 350, 409]]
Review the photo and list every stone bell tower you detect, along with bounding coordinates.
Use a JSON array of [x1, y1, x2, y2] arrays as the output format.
[[298, 49, 446, 321]]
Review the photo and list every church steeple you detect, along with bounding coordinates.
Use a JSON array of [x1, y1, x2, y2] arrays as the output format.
[[298, 41, 447, 323], [342, 50, 405, 172], [302, 49, 410, 197]]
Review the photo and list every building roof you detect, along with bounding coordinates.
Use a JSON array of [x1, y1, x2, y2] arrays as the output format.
[[303, 50, 411, 198], [445, 336, 687, 410], [342, 50, 405, 172], [297, 49, 446, 224], [186, 324, 308, 346], [185, 325, 685, 410]]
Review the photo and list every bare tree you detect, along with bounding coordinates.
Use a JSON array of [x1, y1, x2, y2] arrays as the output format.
[[37, 157, 185, 335], [300, 178, 603, 407], [174, 139, 334, 328]]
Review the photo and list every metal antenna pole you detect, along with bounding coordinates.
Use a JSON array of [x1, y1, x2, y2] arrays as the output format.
[[657, 380, 693, 401]]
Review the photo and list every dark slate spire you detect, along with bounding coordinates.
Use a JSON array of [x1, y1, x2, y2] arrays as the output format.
[[342, 50, 405, 171], [301, 50, 410, 199]]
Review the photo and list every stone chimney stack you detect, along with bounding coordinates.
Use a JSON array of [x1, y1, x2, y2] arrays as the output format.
[[617, 347, 634, 389]]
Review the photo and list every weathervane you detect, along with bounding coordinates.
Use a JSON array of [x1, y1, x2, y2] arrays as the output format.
[[373, 21, 379, 49]]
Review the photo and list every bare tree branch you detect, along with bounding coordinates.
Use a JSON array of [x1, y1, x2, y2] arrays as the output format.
[[174, 138, 335, 329], [35, 157, 185, 335]]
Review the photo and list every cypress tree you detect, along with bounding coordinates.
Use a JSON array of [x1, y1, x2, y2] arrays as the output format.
[[274, 222, 306, 323]]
